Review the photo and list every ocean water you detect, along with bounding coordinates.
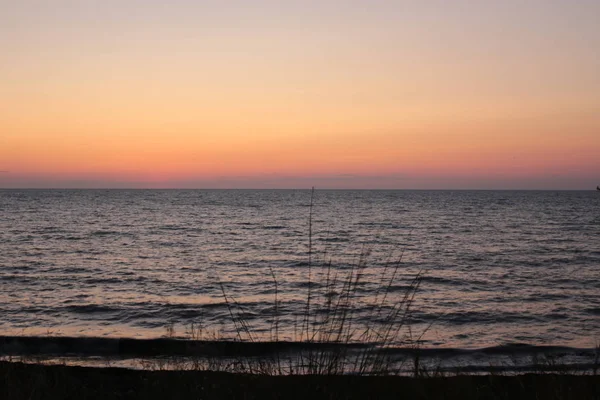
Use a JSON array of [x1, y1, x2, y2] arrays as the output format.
[[1, 189, 599, 355]]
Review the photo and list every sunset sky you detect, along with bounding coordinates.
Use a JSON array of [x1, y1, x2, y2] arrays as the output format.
[[1, 1, 598, 189]]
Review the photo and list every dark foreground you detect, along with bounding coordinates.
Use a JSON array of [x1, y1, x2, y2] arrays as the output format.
[[2, 361, 599, 400]]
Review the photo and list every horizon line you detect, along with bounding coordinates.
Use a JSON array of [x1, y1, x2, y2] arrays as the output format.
[[0, 187, 596, 191]]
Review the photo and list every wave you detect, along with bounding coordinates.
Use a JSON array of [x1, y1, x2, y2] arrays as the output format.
[[65, 304, 119, 314], [1, 336, 597, 361]]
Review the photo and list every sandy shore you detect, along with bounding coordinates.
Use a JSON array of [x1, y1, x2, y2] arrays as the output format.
[[1, 360, 599, 399]]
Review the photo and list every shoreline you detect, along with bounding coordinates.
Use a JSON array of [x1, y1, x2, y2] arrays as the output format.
[[1, 335, 598, 376]]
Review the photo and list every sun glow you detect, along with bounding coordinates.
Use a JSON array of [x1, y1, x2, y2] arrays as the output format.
[[1, 1, 599, 188]]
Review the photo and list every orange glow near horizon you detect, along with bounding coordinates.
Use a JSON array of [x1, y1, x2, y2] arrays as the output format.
[[1, 1, 599, 189]]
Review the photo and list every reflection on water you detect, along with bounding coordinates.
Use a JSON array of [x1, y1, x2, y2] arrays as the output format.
[[0, 189, 599, 348]]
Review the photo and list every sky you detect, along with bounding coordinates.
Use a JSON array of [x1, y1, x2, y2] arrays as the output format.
[[1, 0, 599, 189]]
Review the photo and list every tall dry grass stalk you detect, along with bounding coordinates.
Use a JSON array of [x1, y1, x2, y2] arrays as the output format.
[[215, 188, 426, 375]]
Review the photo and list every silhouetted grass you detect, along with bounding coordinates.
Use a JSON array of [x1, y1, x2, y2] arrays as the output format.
[[199, 187, 427, 376]]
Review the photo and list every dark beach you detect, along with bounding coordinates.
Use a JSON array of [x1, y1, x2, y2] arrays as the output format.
[[2, 360, 599, 400], [2, 335, 598, 399]]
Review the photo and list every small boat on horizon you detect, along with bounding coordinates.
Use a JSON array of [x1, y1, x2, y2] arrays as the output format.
[[597, 186, 600, 191]]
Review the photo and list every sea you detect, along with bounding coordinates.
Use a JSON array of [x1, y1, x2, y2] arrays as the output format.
[[1, 189, 599, 372]]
